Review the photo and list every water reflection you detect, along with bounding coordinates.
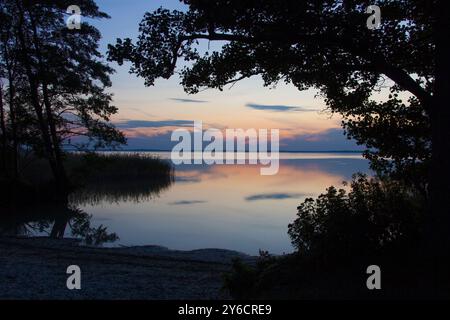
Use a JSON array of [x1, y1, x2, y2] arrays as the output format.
[[1, 153, 370, 254], [75, 153, 370, 254], [1, 172, 174, 246], [0, 205, 118, 246], [70, 174, 173, 205]]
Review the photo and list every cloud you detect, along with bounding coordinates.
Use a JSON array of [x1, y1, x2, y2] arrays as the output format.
[[170, 98, 208, 103], [175, 176, 202, 183], [168, 200, 207, 205], [280, 128, 364, 152], [115, 119, 193, 129], [245, 193, 305, 201], [115, 124, 362, 152], [246, 103, 318, 112], [127, 107, 154, 118]]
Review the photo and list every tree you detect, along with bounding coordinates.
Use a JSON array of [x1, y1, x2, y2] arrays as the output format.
[[0, 0, 125, 196], [107, 0, 449, 293], [0, 8, 31, 180]]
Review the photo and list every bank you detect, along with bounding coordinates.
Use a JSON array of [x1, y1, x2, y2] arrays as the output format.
[[0, 237, 255, 299]]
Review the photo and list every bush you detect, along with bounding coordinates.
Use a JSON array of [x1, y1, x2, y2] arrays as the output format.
[[223, 251, 278, 299], [288, 174, 424, 259], [223, 174, 427, 299]]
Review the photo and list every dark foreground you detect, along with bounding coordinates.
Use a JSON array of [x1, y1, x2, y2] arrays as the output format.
[[0, 237, 254, 299]]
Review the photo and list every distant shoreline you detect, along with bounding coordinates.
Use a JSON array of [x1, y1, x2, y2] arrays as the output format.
[[66, 149, 364, 153]]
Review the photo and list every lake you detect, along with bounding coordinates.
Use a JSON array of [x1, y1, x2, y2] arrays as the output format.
[[71, 152, 369, 255]]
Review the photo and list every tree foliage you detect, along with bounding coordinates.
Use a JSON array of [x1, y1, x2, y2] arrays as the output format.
[[107, 0, 449, 295], [288, 174, 423, 258], [108, 0, 434, 185], [0, 0, 125, 191]]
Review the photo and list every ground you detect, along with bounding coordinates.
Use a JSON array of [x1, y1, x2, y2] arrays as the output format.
[[0, 237, 255, 299]]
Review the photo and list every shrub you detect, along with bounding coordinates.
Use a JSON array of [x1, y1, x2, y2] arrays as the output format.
[[288, 174, 424, 259]]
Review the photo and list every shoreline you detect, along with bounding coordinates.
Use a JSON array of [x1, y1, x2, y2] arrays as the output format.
[[0, 237, 256, 299]]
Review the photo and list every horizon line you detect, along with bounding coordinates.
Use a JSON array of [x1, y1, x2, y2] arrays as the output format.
[[66, 148, 364, 153]]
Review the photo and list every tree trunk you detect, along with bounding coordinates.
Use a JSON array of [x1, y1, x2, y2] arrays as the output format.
[[0, 84, 6, 174], [50, 215, 69, 239], [14, 0, 66, 197], [3, 42, 19, 179], [7, 64, 18, 179], [1, 38, 19, 179], [427, 0, 450, 297], [42, 82, 69, 194], [27, 4, 69, 196]]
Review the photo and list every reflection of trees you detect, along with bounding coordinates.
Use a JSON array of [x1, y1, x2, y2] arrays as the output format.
[[69, 174, 174, 206], [1, 173, 174, 245], [0, 204, 118, 246]]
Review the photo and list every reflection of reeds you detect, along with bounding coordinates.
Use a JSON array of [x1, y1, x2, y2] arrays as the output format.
[[1, 152, 174, 206], [1, 153, 171, 243], [69, 153, 174, 205], [70, 176, 173, 205]]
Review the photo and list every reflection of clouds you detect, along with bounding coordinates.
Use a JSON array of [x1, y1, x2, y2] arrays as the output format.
[[170, 157, 370, 203], [245, 193, 306, 201], [280, 159, 370, 181], [168, 200, 207, 205], [174, 164, 228, 184]]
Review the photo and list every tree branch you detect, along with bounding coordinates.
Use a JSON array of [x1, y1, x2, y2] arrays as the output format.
[[178, 31, 433, 107]]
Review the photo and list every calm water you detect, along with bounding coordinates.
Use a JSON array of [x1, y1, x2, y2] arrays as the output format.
[[0, 152, 369, 254], [73, 152, 370, 255]]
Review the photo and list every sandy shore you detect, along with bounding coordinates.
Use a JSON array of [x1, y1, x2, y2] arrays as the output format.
[[0, 237, 255, 299]]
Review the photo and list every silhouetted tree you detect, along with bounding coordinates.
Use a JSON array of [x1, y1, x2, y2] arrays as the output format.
[[0, 0, 125, 196], [0, 80, 6, 174], [108, 0, 449, 293]]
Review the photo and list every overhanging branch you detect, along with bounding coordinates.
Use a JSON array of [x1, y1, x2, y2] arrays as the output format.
[[176, 31, 433, 107]]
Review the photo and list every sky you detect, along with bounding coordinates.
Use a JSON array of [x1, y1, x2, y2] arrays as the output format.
[[90, 0, 362, 151]]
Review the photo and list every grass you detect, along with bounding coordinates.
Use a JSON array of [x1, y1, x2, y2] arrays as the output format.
[[1, 151, 174, 206], [222, 249, 443, 299], [69, 152, 174, 182]]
